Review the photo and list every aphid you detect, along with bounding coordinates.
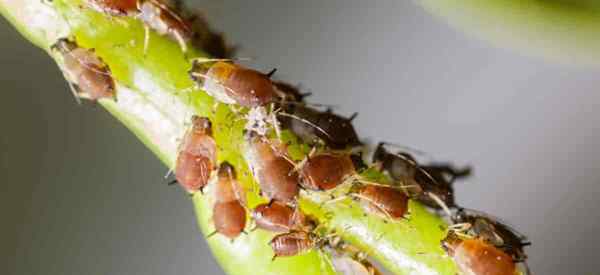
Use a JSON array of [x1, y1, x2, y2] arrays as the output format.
[[87, 0, 137, 16], [272, 81, 311, 104], [244, 134, 299, 204], [278, 106, 361, 149], [452, 208, 530, 262], [51, 38, 116, 102], [137, 0, 193, 54], [174, 116, 217, 193], [373, 143, 470, 212], [251, 201, 309, 233], [186, 11, 235, 59], [298, 153, 356, 191], [86, 0, 192, 54], [179, 116, 217, 157], [270, 231, 319, 259], [331, 256, 382, 275], [350, 184, 409, 220], [441, 232, 517, 275], [212, 162, 247, 240], [189, 60, 277, 108]]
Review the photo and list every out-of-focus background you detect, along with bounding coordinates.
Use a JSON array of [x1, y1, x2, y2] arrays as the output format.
[[2, 1, 600, 274]]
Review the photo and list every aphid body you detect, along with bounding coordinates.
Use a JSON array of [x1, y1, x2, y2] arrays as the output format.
[[189, 61, 276, 108], [442, 233, 517, 275], [278, 106, 361, 149], [352, 184, 409, 220], [212, 162, 246, 239], [453, 208, 530, 262], [174, 116, 217, 193], [244, 135, 299, 204], [52, 38, 116, 101], [270, 231, 317, 259], [88, 0, 137, 16], [252, 201, 308, 233], [299, 153, 355, 191]]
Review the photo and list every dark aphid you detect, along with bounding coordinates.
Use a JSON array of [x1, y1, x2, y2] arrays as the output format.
[[298, 153, 355, 191], [442, 232, 517, 275], [137, 0, 193, 54], [51, 38, 116, 102], [244, 134, 299, 204], [452, 208, 530, 262], [251, 201, 308, 233], [348, 184, 409, 220], [278, 106, 361, 149], [212, 162, 247, 240], [273, 81, 311, 103], [373, 143, 470, 211], [87, 0, 137, 16], [174, 116, 217, 193], [185, 12, 235, 59], [189, 60, 276, 108], [270, 231, 318, 259]]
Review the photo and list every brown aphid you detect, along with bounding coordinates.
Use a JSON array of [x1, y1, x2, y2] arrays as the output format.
[[179, 116, 216, 157], [278, 105, 361, 149], [138, 0, 193, 54], [331, 256, 383, 275], [51, 38, 116, 102], [351, 184, 409, 220], [251, 201, 307, 233], [212, 162, 247, 240], [174, 116, 217, 193], [270, 231, 318, 259], [442, 233, 517, 275], [87, 0, 138, 16], [299, 153, 356, 191], [244, 135, 300, 204], [189, 60, 276, 108], [453, 208, 530, 262]]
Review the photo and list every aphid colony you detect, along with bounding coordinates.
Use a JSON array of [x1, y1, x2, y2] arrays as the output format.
[[53, 1, 531, 273], [87, 0, 233, 57]]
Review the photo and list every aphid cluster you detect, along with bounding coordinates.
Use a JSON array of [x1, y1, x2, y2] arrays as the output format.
[[54, 1, 532, 272], [87, 0, 233, 57]]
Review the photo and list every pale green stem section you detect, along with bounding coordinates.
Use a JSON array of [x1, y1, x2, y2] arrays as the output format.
[[6, 0, 557, 274], [418, 0, 600, 66]]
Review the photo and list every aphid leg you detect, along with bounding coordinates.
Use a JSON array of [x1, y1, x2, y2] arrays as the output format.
[[206, 230, 218, 239], [143, 25, 151, 56], [427, 192, 453, 218], [292, 146, 317, 173], [167, 179, 178, 186], [65, 80, 82, 104], [172, 30, 189, 58]]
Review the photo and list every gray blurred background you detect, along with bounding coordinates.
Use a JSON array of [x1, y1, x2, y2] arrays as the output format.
[[2, 1, 600, 274]]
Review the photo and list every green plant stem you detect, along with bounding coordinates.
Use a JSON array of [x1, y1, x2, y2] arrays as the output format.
[[2, 0, 559, 274]]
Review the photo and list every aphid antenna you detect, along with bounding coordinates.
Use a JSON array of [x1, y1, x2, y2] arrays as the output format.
[[189, 57, 252, 64], [146, 0, 193, 32], [64, 79, 82, 104], [426, 192, 453, 218], [291, 146, 317, 173]]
